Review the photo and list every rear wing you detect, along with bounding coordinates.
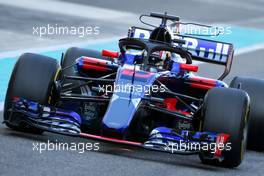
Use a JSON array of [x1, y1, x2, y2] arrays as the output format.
[[128, 26, 234, 80]]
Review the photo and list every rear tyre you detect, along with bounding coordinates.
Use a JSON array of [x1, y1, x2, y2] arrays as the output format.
[[4, 53, 59, 134], [199, 88, 250, 168], [230, 76, 264, 151]]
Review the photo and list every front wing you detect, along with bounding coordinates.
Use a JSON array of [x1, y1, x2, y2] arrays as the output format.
[[4, 97, 230, 161]]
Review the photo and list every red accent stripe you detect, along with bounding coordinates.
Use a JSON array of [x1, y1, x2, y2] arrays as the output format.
[[163, 98, 191, 115], [190, 76, 217, 90], [82, 64, 108, 71], [81, 57, 110, 71], [80, 133, 143, 146], [214, 133, 230, 158], [190, 83, 215, 90], [82, 57, 110, 65], [122, 69, 154, 78], [163, 98, 177, 111], [102, 50, 119, 58], [190, 76, 216, 85], [180, 64, 198, 72]]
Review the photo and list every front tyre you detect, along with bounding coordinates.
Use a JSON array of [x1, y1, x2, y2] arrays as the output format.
[[200, 88, 250, 168], [4, 53, 60, 134]]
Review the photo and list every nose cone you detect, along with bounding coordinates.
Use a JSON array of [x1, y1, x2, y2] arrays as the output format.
[[102, 67, 156, 136], [102, 94, 141, 134]]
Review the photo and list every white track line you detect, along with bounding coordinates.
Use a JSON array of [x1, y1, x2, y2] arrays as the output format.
[[235, 43, 264, 56], [0, 0, 137, 21], [0, 36, 121, 59]]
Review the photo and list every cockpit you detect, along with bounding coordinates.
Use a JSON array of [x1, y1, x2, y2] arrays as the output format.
[[117, 37, 194, 73]]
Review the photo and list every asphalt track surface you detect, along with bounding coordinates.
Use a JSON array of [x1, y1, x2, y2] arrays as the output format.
[[0, 0, 264, 176]]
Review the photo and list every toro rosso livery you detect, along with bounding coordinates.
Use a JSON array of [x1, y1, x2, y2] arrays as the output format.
[[3, 13, 264, 168]]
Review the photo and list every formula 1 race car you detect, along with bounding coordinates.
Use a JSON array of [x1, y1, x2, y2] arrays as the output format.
[[3, 12, 264, 168]]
